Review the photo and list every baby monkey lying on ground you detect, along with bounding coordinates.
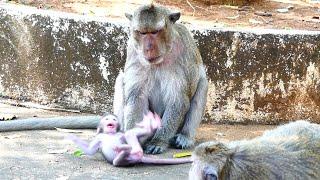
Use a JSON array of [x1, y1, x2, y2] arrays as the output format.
[[68, 112, 191, 166], [189, 120, 320, 180]]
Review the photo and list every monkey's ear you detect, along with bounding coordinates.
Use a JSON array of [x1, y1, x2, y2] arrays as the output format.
[[205, 145, 219, 154], [204, 143, 228, 154], [125, 13, 133, 21], [169, 12, 181, 23]]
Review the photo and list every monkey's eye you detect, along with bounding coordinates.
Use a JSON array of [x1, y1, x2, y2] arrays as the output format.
[[151, 30, 159, 34], [151, 29, 163, 35], [136, 30, 147, 35]]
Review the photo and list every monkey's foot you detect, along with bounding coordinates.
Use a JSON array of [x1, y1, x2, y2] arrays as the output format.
[[170, 134, 194, 149], [144, 143, 167, 154]]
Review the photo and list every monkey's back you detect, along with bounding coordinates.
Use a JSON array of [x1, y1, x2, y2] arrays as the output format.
[[226, 120, 320, 180]]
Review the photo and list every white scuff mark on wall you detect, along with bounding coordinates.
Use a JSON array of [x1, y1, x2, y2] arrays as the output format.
[[52, 20, 60, 33], [0, 75, 4, 95], [205, 80, 218, 117], [11, 84, 26, 97], [277, 79, 286, 97], [104, 26, 115, 34], [0, 34, 17, 52], [115, 35, 126, 58], [98, 55, 110, 82], [32, 86, 49, 103], [306, 62, 320, 85], [12, 17, 33, 58], [305, 42, 316, 50], [257, 73, 266, 97], [277, 36, 286, 48], [70, 62, 90, 77], [61, 21, 70, 31], [240, 79, 255, 112], [61, 85, 97, 111], [208, 78, 258, 122], [77, 35, 91, 44], [225, 32, 240, 68], [57, 46, 66, 51], [257, 72, 274, 96], [225, 56, 233, 68], [104, 42, 110, 49]]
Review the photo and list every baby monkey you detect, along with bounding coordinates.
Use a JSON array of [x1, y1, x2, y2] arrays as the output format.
[[68, 112, 191, 166]]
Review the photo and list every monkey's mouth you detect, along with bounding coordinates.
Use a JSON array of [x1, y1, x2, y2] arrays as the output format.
[[146, 55, 162, 63], [107, 123, 115, 128]]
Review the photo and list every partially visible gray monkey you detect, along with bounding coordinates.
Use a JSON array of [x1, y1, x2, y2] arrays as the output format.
[[189, 120, 320, 180], [0, 116, 100, 132], [115, 4, 208, 154]]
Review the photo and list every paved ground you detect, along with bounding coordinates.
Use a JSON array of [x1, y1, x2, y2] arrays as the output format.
[[0, 102, 275, 180]]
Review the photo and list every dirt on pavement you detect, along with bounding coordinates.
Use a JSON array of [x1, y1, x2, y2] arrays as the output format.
[[7, 0, 320, 31]]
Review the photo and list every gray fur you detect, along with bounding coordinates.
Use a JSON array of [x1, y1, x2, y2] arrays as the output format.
[[116, 4, 208, 154], [113, 70, 125, 130], [0, 116, 100, 132], [189, 120, 320, 180]]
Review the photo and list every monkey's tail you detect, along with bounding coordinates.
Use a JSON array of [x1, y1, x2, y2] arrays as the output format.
[[0, 116, 100, 132], [141, 156, 192, 165]]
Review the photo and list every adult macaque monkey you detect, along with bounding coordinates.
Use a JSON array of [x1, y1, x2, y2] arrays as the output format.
[[189, 120, 320, 180], [115, 4, 208, 154]]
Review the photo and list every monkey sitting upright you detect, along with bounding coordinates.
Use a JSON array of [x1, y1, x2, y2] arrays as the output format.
[[115, 4, 208, 155], [0, 5, 208, 155], [189, 120, 320, 180], [67, 112, 191, 166]]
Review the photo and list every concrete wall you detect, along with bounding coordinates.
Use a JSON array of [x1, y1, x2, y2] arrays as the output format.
[[1, 3, 320, 124]]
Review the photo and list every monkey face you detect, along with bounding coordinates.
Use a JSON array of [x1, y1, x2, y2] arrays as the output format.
[[189, 141, 232, 180], [99, 115, 119, 134], [189, 157, 219, 180], [132, 24, 168, 65], [126, 5, 181, 65]]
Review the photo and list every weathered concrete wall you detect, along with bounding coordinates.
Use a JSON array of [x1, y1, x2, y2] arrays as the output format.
[[195, 30, 320, 124], [0, 3, 128, 113], [0, 3, 320, 124]]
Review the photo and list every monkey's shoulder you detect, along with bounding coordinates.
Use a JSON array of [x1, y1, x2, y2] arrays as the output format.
[[174, 23, 191, 35]]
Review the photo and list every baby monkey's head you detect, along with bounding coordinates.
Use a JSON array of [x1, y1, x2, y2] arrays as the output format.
[[97, 114, 120, 134]]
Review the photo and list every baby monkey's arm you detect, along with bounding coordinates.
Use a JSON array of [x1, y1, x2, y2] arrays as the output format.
[[68, 134, 101, 155]]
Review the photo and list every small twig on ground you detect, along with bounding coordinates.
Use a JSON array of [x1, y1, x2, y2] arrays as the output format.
[[194, 5, 209, 11], [254, 11, 272, 17], [186, 0, 195, 16], [257, 15, 268, 24]]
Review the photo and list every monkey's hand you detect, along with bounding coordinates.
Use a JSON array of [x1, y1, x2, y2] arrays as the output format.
[[136, 112, 162, 131], [170, 133, 194, 149], [144, 141, 168, 154]]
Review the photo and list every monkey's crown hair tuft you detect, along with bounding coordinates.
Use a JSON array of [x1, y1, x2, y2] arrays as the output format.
[[149, 3, 155, 9], [195, 141, 229, 156]]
